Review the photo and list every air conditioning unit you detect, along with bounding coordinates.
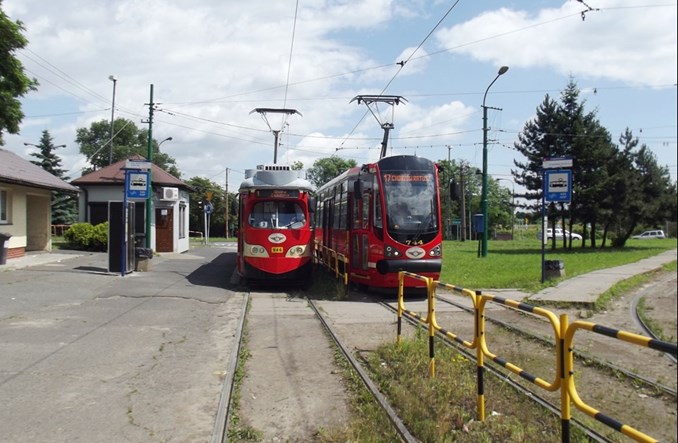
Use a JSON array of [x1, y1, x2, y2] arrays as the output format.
[[161, 187, 179, 201]]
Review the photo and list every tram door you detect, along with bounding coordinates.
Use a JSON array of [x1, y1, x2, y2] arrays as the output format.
[[350, 185, 370, 273], [323, 199, 333, 250]]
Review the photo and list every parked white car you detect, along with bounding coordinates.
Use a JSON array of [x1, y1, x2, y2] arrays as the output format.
[[546, 228, 582, 241], [632, 230, 666, 239]]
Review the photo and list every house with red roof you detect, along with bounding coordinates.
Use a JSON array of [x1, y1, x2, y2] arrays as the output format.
[[71, 155, 193, 254], [0, 148, 79, 261]]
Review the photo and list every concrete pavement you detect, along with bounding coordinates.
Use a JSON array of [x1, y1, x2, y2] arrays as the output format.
[[0, 245, 245, 443], [527, 249, 677, 304]]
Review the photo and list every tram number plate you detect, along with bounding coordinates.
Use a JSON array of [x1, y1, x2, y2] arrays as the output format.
[[271, 246, 284, 254]]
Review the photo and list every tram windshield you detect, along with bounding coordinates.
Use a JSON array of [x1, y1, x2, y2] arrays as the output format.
[[381, 170, 439, 243], [249, 201, 306, 229]]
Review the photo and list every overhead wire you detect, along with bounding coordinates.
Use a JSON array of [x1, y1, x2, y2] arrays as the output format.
[[335, 0, 463, 153]]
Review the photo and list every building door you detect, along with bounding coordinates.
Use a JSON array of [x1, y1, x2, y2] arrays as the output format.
[[156, 207, 174, 252]]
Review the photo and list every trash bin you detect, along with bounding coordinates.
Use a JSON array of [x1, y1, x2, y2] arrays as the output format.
[[135, 247, 153, 272], [544, 259, 565, 279], [0, 233, 11, 265]]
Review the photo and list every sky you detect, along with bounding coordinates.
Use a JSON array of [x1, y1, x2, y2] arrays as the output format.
[[3, 0, 677, 195]]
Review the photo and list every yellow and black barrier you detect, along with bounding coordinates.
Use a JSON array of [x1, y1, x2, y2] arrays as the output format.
[[397, 271, 435, 377], [313, 241, 349, 286], [563, 319, 677, 443], [394, 271, 678, 443]]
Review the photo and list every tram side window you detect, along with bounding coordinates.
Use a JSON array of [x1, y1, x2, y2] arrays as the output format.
[[374, 192, 382, 228], [338, 182, 348, 229], [362, 195, 370, 229]]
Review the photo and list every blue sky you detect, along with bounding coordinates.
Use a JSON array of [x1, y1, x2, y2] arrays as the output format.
[[4, 0, 676, 194]]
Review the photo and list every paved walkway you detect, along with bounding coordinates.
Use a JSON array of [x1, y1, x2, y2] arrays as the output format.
[[527, 249, 677, 304]]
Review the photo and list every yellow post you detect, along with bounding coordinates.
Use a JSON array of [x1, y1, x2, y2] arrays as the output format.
[[560, 314, 571, 442], [476, 291, 485, 421], [427, 277, 436, 378]]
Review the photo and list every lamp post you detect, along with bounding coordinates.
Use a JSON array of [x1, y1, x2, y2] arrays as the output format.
[[158, 136, 173, 148], [497, 177, 515, 240], [108, 75, 117, 165], [481, 65, 509, 257]]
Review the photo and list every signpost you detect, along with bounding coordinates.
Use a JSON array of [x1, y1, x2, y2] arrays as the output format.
[[541, 157, 573, 283], [203, 194, 213, 245], [120, 161, 151, 276]]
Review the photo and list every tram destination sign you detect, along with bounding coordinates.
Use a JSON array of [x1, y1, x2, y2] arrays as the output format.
[[255, 189, 299, 198]]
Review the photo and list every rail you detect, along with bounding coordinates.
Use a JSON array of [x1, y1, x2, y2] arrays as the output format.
[[395, 271, 678, 443]]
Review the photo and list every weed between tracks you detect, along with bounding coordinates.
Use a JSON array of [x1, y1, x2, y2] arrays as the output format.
[[227, 298, 263, 442], [320, 327, 590, 442]]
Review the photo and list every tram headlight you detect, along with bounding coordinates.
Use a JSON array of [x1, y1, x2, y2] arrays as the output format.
[[385, 245, 401, 258], [429, 244, 442, 257], [285, 244, 308, 257], [248, 244, 269, 257]]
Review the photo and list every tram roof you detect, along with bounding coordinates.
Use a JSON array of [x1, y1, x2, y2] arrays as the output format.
[[239, 165, 313, 192]]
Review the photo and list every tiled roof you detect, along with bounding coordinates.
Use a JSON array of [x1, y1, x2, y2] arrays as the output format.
[[0, 148, 80, 192], [71, 155, 191, 190]]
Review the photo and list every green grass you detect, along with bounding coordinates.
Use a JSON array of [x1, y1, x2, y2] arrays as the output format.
[[441, 238, 677, 292]]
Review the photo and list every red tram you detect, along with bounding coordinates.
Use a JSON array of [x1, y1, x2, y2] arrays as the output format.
[[314, 155, 442, 290], [237, 164, 314, 282]]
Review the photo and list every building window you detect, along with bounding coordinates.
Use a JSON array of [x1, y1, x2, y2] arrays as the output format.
[[179, 203, 186, 239], [0, 189, 8, 224]]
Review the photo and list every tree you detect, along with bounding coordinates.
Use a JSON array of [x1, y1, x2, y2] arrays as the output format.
[[605, 129, 675, 247], [75, 118, 181, 177], [513, 79, 676, 249], [513, 79, 617, 249], [185, 176, 236, 237], [0, 3, 38, 145], [29, 130, 77, 224], [306, 157, 357, 188]]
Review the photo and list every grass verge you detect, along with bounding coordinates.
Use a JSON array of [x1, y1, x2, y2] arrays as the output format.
[[322, 328, 592, 442]]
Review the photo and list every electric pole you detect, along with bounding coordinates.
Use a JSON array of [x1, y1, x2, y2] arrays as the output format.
[[144, 84, 154, 249], [224, 168, 229, 238]]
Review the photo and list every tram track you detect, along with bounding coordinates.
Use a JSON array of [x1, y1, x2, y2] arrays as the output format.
[[376, 300, 614, 443], [212, 291, 418, 443], [433, 292, 678, 398], [374, 281, 676, 442], [212, 283, 675, 442]]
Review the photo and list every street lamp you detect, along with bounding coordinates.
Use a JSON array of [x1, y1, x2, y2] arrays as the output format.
[[158, 136, 173, 148], [481, 65, 509, 257], [108, 75, 117, 165], [496, 177, 515, 240]]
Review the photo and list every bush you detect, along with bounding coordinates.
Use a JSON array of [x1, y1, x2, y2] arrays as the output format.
[[63, 222, 108, 251]]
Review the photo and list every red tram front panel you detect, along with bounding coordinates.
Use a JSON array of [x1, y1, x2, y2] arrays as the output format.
[[237, 165, 315, 283], [239, 199, 313, 280], [315, 155, 443, 289]]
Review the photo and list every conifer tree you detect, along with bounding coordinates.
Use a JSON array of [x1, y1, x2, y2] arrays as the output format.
[[29, 130, 78, 224]]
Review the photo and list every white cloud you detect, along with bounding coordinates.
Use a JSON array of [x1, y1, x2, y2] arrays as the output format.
[[434, 1, 677, 86]]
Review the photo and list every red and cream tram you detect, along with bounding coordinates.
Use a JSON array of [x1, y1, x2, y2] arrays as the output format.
[[237, 164, 314, 283], [314, 155, 442, 290]]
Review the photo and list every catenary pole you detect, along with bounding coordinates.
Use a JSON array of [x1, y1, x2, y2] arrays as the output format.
[[145, 84, 154, 249]]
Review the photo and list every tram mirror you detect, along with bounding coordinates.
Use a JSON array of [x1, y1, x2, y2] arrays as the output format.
[[354, 179, 363, 196]]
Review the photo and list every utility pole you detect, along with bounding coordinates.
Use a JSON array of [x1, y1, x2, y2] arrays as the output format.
[[460, 167, 466, 241], [144, 84, 154, 249], [224, 168, 229, 238]]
